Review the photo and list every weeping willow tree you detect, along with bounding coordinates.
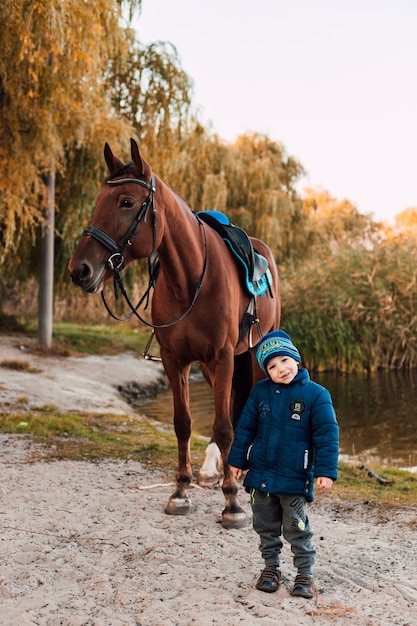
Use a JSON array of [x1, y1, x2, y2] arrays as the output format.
[[0, 0, 145, 344], [0, 0, 143, 267], [0, 0, 198, 344]]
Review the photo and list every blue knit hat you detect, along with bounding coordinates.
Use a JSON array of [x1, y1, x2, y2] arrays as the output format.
[[256, 330, 301, 374]]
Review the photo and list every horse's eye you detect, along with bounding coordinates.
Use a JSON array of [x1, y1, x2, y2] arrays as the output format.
[[120, 198, 134, 209]]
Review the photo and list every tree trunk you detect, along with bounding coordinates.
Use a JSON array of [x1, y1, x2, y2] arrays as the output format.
[[38, 170, 55, 347]]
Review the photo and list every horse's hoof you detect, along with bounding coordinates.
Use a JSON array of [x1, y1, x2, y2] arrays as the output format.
[[165, 496, 192, 516], [198, 470, 220, 488], [221, 510, 250, 529]]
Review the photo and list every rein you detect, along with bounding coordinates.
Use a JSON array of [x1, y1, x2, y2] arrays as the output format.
[[82, 174, 208, 329]]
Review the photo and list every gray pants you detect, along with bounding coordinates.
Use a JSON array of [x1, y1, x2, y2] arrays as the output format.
[[251, 489, 316, 574]]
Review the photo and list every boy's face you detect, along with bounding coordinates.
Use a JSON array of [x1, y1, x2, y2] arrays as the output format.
[[266, 355, 299, 384]]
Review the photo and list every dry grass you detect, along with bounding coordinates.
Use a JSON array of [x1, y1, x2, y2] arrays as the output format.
[[0, 359, 42, 374]]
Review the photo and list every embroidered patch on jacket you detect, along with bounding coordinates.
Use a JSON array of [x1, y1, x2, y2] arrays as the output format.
[[290, 399, 306, 420]]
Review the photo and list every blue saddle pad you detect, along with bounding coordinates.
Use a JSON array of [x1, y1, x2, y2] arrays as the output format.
[[197, 211, 272, 298]]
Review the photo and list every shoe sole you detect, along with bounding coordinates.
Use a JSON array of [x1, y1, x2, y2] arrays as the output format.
[[291, 588, 313, 599], [256, 584, 278, 593]]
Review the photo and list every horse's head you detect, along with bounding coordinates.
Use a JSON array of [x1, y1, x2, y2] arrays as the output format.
[[68, 139, 157, 293]]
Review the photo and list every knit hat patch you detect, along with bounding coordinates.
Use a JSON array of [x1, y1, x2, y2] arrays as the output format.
[[256, 330, 301, 373]]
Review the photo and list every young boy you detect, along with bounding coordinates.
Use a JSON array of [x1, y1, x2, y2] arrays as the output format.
[[228, 330, 339, 598]]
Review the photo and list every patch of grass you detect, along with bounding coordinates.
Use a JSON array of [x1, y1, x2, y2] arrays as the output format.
[[1, 320, 157, 358], [0, 409, 207, 470], [334, 461, 417, 507], [0, 359, 42, 373], [9, 320, 156, 357], [15, 396, 29, 403], [52, 322, 153, 356]]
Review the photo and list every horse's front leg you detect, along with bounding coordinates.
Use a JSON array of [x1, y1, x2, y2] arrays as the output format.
[[163, 359, 193, 516]]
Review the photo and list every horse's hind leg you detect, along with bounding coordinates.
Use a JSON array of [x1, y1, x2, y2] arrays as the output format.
[[163, 361, 193, 516], [198, 441, 222, 487], [198, 363, 222, 487], [207, 357, 249, 529], [199, 353, 254, 489], [214, 425, 249, 529]]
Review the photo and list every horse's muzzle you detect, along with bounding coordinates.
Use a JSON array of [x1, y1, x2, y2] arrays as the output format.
[[68, 259, 104, 294]]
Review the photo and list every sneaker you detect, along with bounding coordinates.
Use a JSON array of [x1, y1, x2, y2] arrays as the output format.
[[291, 573, 314, 599], [255, 566, 281, 593]]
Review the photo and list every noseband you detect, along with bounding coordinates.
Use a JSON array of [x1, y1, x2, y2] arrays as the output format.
[[83, 174, 157, 271]]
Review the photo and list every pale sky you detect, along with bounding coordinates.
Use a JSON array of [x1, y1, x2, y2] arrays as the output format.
[[134, 0, 417, 224]]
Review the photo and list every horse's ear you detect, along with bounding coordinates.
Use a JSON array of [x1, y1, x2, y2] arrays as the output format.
[[103, 142, 125, 174], [130, 138, 152, 180]]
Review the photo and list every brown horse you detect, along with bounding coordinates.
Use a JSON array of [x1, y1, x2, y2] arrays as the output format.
[[68, 139, 280, 528]]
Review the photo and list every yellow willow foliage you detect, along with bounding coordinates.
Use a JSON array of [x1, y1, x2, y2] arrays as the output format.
[[150, 129, 230, 211], [395, 206, 417, 228], [129, 43, 193, 141], [393, 207, 417, 242], [226, 133, 303, 209], [201, 173, 228, 213], [0, 0, 138, 266], [302, 187, 379, 250]]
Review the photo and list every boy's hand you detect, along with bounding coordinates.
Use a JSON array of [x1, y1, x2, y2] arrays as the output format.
[[316, 476, 333, 489], [229, 465, 243, 480]]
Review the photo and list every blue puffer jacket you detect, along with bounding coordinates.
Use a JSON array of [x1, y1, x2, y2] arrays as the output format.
[[228, 368, 339, 502]]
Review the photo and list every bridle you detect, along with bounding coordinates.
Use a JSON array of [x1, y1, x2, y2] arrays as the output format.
[[82, 173, 208, 330], [84, 174, 157, 274]]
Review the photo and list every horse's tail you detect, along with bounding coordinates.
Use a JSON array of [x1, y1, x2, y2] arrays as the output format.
[[231, 351, 254, 429]]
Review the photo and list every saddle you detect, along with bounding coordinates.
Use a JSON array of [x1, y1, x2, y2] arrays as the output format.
[[197, 211, 272, 298]]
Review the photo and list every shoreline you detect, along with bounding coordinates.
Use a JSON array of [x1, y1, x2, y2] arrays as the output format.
[[1, 333, 417, 473]]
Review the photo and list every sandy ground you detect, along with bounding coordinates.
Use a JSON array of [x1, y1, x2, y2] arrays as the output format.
[[1, 334, 417, 626]]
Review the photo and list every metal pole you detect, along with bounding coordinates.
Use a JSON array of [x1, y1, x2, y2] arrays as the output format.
[[38, 169, 55, 347]]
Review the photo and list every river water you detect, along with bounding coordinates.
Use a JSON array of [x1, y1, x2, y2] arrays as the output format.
[[138, 370, 417, 470]]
